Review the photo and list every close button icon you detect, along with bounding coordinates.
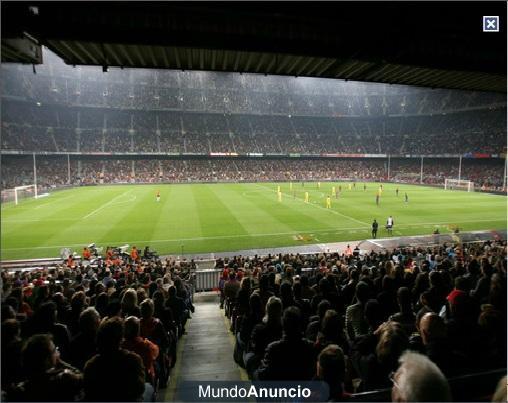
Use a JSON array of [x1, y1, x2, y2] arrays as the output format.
[[483, 16, 499, 32]]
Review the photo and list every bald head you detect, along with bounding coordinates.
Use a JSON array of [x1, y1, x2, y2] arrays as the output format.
[[419, 313, 446, 345]]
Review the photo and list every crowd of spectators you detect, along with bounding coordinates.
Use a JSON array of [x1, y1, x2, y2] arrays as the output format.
[[2, 53, 506, 118], [218, 239, 506, 400], [2, 103, 505, 155], [2, 157, 505, 192], [1, 250, 197, 401]]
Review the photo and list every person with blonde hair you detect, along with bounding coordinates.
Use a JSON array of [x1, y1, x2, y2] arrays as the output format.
[[121, 288, 140, 318]]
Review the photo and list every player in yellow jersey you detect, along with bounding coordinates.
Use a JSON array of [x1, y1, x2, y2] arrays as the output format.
[[277, 191, 282, 202], [326, 196, 331, 209], [305, 192, 309, 203]]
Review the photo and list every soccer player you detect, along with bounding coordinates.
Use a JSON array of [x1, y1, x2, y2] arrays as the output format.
[[372, 219, 378, 239], [338, 185, 342, 193], [405, 192, 408, 203], [326, 196, 331, 209], [348, 183, 352, 191], [376, 192, 380, 206], [332, 186, 336, 197], [277, 191, 282, 202], [305, 191, 309, 203], [156, 190, 160, 202], [363, 183, 367, 191], [386, 216, 394, 235], [317, 182, 321, 189], [396, 187, 399, 197]]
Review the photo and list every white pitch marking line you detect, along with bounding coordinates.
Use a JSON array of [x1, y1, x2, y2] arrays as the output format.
[[256, 184, 370, 227], [34, 195, 73, 210], [82, 189, 134, 219], [3, 220, 504, 251]]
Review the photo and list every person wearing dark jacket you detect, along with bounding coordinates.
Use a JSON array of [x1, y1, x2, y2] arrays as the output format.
[[69, 307, 100, 370], [255, 306, 316, 381], [8, 334, 83, 402], [84, 317, 147, 402]]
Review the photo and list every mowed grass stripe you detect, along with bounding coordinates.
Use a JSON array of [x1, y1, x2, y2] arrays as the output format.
[[208, 184, 296, 236], [194, 184, 250, 238], [40, 187, 142, 252], [1, 187, 125, 251], [250, 184, 355, 232]]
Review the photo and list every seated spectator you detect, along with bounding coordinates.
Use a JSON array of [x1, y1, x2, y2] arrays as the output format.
[[224, 272, 240, 304], [255, 306, 316, 381], [122, 316, 159, 384], [166, 285, 188, 335], [345, 281, 370, 342], [84, 317, 147, 402], [121, 288, 141, 318], [244, 296, 283, 377], [419, 312, 464, 376], [352, 320, 409, 391], [314, 309, 348, 354], [140, 298, 171, 387], [315, 344, 351, 401], [492, 375, 507, 402], [1, 319, 24, 392], [25, 301, 71, 361], [69, 307, 100, 370], [9, 334, 82, 402], [389, 287, 416, 336], [306, 299, 331, 342], [377, 276, 399, 320], [391, 351, 451, 402]]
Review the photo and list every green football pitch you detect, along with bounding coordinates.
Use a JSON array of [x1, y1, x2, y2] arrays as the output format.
[[1, 182, 506, 260]]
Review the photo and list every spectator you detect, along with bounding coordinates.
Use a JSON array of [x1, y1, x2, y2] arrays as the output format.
[[122, 316, 159, 384], [69, 307, 100, 371], [255, 306, 316, 380], [391, 351, 451, 402], [9, 334, 82, 401], [315, 344, 350, 401], [345, 281, 370, 341], [84, 317, 147, 402]]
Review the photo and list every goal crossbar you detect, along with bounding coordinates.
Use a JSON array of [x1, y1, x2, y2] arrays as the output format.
[[444, 179, 474, 192], [14, 184, 38, 205]]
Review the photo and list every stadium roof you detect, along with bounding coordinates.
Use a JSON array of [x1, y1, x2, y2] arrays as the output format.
[[2, 2, 506, 92]]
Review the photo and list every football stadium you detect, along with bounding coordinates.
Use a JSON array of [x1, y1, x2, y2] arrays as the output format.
[[1, 3, 507, 403]]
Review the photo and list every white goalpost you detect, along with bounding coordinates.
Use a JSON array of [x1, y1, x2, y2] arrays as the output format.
[[13, 184, 38, 204], [444, 178, 474, 192]]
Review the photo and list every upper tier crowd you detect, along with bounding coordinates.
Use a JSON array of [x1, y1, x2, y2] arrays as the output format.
[[2, 54, 505, 117], [1, 106, 506, 155], [1, 239, 506, 401]]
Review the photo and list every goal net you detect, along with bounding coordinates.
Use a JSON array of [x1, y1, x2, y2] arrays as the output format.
[[1, 184, 39, 205], [444, 179, 474, 192]]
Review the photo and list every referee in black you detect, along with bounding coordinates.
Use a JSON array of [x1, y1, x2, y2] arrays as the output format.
[[372, 219, 379, 239]]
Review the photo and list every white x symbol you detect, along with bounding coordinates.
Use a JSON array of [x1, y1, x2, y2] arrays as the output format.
[[487, 20, 496, 28]]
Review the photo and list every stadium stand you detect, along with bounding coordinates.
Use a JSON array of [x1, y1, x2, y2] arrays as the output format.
[[1, 239, 506, 401]]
